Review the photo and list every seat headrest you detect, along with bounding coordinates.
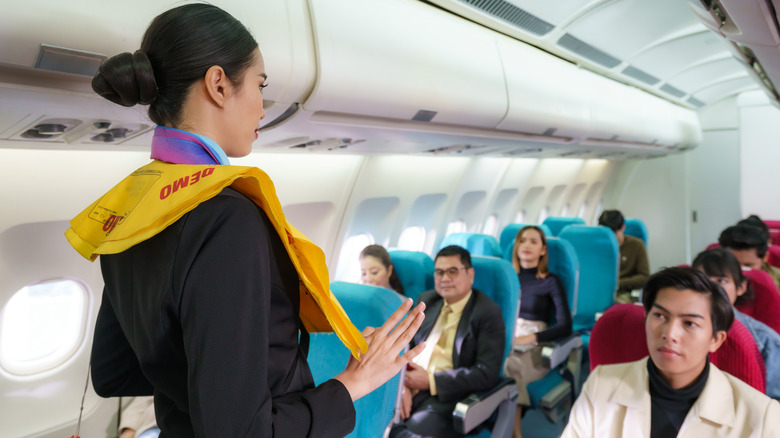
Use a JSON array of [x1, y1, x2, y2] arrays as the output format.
[[389, 250, 434, 303], [440, 233, 502, 257], [329, 281, 405, 330], [624, 218, 648, 247], [471, 256, 520, 360], [546, 237, 579, 311], [542, 216, 586, 236]]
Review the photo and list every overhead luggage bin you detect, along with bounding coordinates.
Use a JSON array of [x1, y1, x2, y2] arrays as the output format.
[[0, 0, 317, 132], [304, 0, 508, 129]]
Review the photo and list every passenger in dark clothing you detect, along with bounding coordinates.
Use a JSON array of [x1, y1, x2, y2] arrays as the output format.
[[70, 5, 425, 437], [504, 226, 572, 438]]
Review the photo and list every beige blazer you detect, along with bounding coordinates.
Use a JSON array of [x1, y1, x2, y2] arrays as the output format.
[[562, 357, 780, 438]]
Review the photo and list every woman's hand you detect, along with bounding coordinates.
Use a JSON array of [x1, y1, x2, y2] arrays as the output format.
[[335, 298, 426, 401], [513, 334, 537, 346]]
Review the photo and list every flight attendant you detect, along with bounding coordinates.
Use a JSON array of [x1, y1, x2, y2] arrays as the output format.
[[66, 4, 425, 437]]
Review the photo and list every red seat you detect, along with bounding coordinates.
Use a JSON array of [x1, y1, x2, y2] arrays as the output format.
[[706, 242, 720, 250], [738, 268, 780, 335], [768, 245, 780, 269], [764, 220, 780, 244], [589, 304, 766, 393]]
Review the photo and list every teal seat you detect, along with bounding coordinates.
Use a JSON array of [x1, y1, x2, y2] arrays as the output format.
[[456, 256, 520, 437], [559, 226, 619, 344], [307, 282, 404, 438], [499, 224, 553, 255], [542, 217, 586, 236], [624, 218, 649, 247], [389, 250, 434, 303], [440, 233, 502, 258]]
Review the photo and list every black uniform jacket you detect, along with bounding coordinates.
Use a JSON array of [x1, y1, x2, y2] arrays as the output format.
[[91, 187, 355, 437], [411, 289, 506, 403]]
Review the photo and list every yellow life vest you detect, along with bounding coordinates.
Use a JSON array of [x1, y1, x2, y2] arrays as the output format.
[[65, 160, 367, 359]]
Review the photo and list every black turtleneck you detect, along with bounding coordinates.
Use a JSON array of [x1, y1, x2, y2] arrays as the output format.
[[517, 267, 572, 343], [648, 358, 709, 438]]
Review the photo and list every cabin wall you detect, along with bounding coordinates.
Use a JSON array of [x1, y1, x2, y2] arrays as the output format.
[[738, 91, 780, 220]]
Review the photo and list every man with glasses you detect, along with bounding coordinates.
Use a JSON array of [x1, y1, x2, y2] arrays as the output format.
[[390, 245, 505, 438]]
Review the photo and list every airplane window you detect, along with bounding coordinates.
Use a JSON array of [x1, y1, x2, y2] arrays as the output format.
[[445, 220, 467, 236], [538, 207, 549, 224], [398, 226, 426, 251], [0, 279, 88, 376], [334, 233, 374, 282], [561, 203, 570, 217], [482, 214, 499, 237], [514, 210, 526, 223], [593, 199, 604, 224], [578, 202, 588, 219]]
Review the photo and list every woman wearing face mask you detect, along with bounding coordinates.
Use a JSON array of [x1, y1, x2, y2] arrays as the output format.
[[359, 244, 405, 297], [693, 248, 780, 401], [504, 226, 571, 438], [65, 5, 425, 437], [562, 267, 780, 438]]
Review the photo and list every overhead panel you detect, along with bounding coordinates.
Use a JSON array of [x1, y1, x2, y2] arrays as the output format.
[[629, 31, 730, 79], [666, 58, 748, 92], [692, 77, 761, 103], [305, 0, 507, 129]]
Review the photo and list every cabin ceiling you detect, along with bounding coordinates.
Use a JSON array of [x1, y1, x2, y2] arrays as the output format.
[[425, 0, 772, 109]]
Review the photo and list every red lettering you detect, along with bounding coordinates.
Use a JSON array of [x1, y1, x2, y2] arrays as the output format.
[[202, 167, 214, 177], [190, 171, 201, 184], [172, 176, 189, 193], [160, 185, 172, 199], [103, 215, 123, 233]]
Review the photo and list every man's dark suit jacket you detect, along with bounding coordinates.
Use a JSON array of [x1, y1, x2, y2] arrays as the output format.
[[412, 288, 506, 404]]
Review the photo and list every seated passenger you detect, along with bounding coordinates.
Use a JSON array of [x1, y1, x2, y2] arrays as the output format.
[[739, 214, 773, 245], [119, 396, 158, 438], [359, 244, 405, 297], [504, 226, 572, 438], [719, 224, 780, 292], [598, 210, 650, 303], [391, 245, 505, 438], [562, 267, 780, 437], [693, 248, 780, 401]]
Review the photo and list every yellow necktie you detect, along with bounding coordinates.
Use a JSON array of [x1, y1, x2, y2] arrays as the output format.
[[413, 305, 452, 370]]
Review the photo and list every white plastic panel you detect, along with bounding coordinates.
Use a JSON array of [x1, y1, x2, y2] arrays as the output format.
[[0, 0, 315, 113], [305, 0, 508, 128], [496, 35, 591, 137], [667, 58, 747, 92], [630, 30, 729, 80]]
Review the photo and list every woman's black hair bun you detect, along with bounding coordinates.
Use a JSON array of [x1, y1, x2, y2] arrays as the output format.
[[92, 50, 158, 107]]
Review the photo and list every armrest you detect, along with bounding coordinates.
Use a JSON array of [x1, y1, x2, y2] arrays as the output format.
[[452, 378, 518, 435], [541, 334, 583, 369]]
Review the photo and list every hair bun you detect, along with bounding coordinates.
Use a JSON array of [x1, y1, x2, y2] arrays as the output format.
[[92, 51, 158, 107]]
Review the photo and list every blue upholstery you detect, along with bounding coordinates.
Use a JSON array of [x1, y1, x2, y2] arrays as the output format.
[[440, 233, 503, 258], [559, 226, 619, 336], [499, 223, 553, 253], [389, 250, 434, 303], [307, 282, 404, 438], [624, 218, 649, 247], [471, 256, 520, 366], [542, 217, 586, 236], [525, 237, 579, 409]]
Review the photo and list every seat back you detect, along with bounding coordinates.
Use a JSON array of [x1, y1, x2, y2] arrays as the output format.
[[307, 282, 404, 438], [440, 233, 502, 258], [499, 223, 553, 253], [471, 256, 520, 364], [545, 237, 579, 317], [624, 218, 649, 247], [706, 242, 720, 250], [559, 226, 619, 333], [738, 268, 780, 335], [768, 245, 780, 269], [589, 304, 766, 393], [764, 220, 780, 244], [542, 217, 586, 236], [389, 250, 434, 303]]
